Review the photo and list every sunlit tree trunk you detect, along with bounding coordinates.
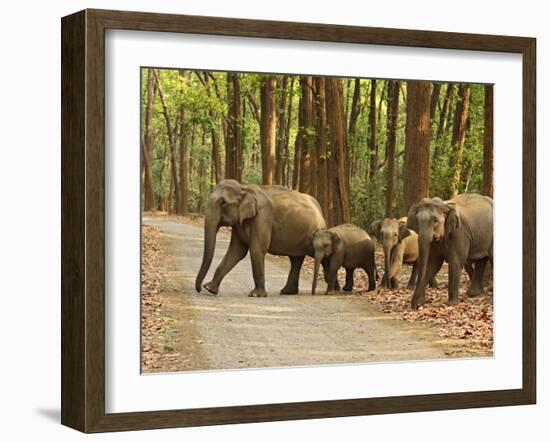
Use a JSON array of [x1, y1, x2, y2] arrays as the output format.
[[314, 77, 329, 220], [448, 84, 472, 198], [274, 76, 288, 185], [325, 77, 350, 224], [436, 83, 454, 140], [403, 81, 431, 215], [430, 83, 441, 124], [299, 76, 314, 194], [385, 80, 400, 218], [283, 77, 295, 187], [482, 84, 494, 198], [143, 68, 156, 212], [226, 72, 242, 181], [292, 95, 302, 190], [260, 75, 277, 185], [154, 70, 181, 213], [368, 79, 377, 178]]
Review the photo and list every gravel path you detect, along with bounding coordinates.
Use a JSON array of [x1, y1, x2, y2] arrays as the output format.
[[143, 216, 474, 372]]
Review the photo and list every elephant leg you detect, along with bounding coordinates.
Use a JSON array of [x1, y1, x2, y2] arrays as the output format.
[[248, 241, 268, 298], [415, 255, 444, 306], [407, 262, 418, 289], [428, 276, 438, 288], [362, 264, 376, 291], [446, 254, 463, 306], [465, 260, 475, 281], [390, 276, 400, 289], [280, 255, 305, 295], [326, 258, 341, 294], [204, 234, 248, 295], [467, 257, 488, 297], [343, 268, 354, 292], [380, 273, 390, 289]]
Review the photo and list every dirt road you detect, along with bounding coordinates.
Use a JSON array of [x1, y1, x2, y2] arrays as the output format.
[[143, 216, 479, 373]]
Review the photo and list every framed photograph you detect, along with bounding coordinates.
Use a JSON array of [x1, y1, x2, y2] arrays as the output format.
[[61, 9, 536, 433]]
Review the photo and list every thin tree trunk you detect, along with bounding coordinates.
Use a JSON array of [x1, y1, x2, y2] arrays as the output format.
[[436, 83, 454, 140], [368, 79, 377, 178], [274, 76, 288, 185], [201, 73, 222, 184], [299, 76, 314, 194], [154, 70, 181, 213], [482, 85, 494, 198], [178, 106, 189, 214], [283, 77, 295, 187], [292, 96, 302, 190], [385, 80, 400, 218], [143, 69, 156, 211], [260, 75, 277, 185], [314, 77, 329, 220], [325, 77, 350, 224], [226, 73, 242, 181], [403, 81, 431, 215], [430, 83, 441, 123], [377, 81, 387, 162], [448, 84, 472, 198]]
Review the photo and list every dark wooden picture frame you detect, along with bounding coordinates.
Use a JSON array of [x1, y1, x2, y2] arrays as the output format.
[[61, 8, 536, 433]]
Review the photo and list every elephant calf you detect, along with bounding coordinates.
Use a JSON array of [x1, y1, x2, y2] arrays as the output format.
[[370, 217, 428, 289], [311, 224, 377, 295]]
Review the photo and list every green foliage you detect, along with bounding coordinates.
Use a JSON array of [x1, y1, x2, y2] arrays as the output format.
[[142, 69, 489, 224]]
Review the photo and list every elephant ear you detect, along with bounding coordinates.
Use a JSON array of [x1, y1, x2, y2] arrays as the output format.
[[398, 224, 411, 243], [331, 231, 343, 254], [370, 220, 382, 242], [406, 204, 420, 233], [239, 186, 258, 223], [445, 202, 460, 234]]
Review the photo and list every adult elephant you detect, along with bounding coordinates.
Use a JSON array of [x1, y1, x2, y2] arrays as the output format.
[[195, 179, 326, 297], [407, 194, 493, 309]]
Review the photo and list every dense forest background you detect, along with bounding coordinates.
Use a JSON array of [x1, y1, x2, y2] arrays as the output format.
[[141, 68, 493, 228]]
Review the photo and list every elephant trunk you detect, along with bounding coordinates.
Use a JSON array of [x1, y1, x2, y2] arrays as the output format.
[[382, 241, 393, 287], [312, 252, 323, 295], [195, 206, 220, 292], [412, 233, 432, 308]]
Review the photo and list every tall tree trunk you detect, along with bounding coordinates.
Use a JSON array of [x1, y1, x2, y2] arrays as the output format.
[[274, 76, 288, 185], [325, 77, 350, 225], [430, 83, 441, 123], [314, 77, 329, 220], [143, 69, 156, 211], [403, 81, 431, 215], [260, 75, 277, 185], [154, 70, 181, 213], [348, 78, 361, 177], [448, 84, 472, 198], [226, 73, 242, 181], [298, 76, 314, 194], [482, 84, 494, 198], [178, 106, 189, 214], [292, 96, 302, 190], [282, 77, 295, 187], [385, 80, 400, 218], [436, 83, 454, 140], [201, 73, 223, 184], [177, 70, 189, 215], [368, 79, 377, 178]]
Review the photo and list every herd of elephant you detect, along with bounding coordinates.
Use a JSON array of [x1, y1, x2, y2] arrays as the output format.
[[195, 179, 493, 309]]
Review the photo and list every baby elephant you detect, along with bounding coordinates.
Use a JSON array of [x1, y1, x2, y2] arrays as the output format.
[[371, 217, 435, 289], [311, 224, 377, 295]]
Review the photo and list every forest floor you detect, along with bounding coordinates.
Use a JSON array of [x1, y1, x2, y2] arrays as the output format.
[[141, 213, 493, 373]]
